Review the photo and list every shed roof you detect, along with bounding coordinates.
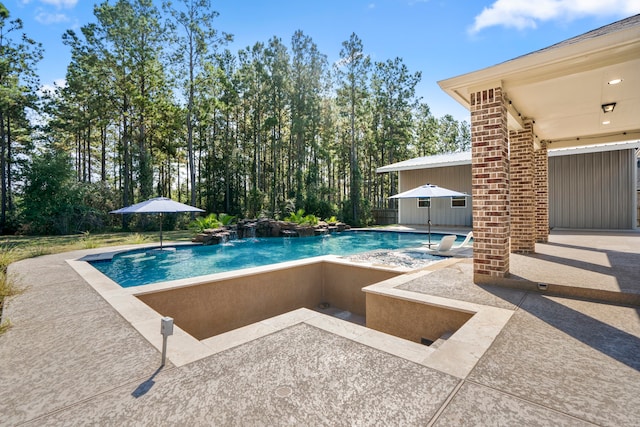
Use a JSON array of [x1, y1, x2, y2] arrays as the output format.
[[375, 151, 471, 173], [376, 141, 640, 173]]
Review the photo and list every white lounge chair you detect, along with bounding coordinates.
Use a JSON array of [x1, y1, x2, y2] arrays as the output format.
[[408, 233, 472, 256], [432, 235, 457, 252], [409, 235, 457, 254], [456, 231, 473, 248]]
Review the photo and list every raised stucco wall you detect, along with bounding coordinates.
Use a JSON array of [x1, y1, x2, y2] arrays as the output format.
[[137, 261, 401, 340], [321, 263, 398, 317], [365, 293, 472, 343]]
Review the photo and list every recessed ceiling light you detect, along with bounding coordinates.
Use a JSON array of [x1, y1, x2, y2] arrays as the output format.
[[602, 120, 611, 125], [601, 102, 616, 113], [608, 78, 622, 85]]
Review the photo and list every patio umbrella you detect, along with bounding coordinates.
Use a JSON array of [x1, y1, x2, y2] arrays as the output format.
[[110, 197, 205, 249], [389, 183, 468, 246]]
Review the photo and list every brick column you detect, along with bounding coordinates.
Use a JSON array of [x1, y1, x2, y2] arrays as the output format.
[[535, 141, 549, 242], [509, 120, 535, 253], [470, 86, 510, 281]]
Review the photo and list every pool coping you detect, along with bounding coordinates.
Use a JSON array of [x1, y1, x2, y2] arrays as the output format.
[[67, 253, 513, 379]]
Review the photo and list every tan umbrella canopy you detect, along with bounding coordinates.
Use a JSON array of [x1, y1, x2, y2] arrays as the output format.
[[110, 197, 205, 249], [390, 184, 468, 245]]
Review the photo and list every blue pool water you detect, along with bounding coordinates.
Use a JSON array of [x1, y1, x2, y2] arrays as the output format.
[[91, 231, 456, 288]]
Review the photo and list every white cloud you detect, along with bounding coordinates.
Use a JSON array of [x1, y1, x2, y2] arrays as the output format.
[[39, 0, 78, 9], [469, 0, 640, 34], [35, 10, 69, 24], [39, 79, 66, 94]]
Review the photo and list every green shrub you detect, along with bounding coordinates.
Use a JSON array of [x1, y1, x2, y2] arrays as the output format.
[[217, 213, 236, 226], [189, 213, 221, 233], [284, 209, 319, 226], [20, 150, 111, 235], [302, 215, 319, 226], [284, 209, 306, 224], [324, 216, 339, 224]]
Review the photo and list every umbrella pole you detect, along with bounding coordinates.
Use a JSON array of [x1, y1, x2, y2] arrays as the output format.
[[160, 213, 163, 249], [428, 200, 431, 245]]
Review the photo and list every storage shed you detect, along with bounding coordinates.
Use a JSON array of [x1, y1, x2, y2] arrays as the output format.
[[377, 141, 639, 229]]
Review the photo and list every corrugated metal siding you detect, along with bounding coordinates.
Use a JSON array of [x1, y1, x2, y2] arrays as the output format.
[[398, 165, 472, 226], [549, 149, 634, 229]]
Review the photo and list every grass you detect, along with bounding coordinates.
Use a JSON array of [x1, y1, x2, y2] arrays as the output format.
[[0, 244, 21, 333], [0, 229, 193, 261], [0, 229, 194, 334]]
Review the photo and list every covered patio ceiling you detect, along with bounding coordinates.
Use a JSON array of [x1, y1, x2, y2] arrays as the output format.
[[438, 14, 640, 149]]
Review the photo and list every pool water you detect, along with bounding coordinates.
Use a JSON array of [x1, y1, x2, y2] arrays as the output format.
[[91, 231, 456, 288]]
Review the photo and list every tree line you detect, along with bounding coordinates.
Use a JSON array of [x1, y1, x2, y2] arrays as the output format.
[[0, 0, 470, 235]]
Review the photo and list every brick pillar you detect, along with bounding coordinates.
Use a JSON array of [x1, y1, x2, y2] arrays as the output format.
[[509, 120, 535, 253], [535, 141, 549, 242], [470, 86, 509, 281]]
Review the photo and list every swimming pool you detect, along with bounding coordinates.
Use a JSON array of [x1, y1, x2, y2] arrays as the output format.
[[90, 231, 457, 288]]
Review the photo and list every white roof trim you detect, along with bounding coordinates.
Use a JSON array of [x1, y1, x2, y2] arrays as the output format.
[[377, 141, 640, 172], [375, 151, 471, 173], [547, 140, 640, 157]]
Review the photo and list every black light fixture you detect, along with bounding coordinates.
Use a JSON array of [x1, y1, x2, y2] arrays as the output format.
[[601, 102, 616, 113]]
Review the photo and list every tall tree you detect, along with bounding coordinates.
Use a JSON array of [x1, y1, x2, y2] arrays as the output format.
[[52, 29, 111, 183], [89, 0, 138, 220], [164, 0, 231, 210], [437, 114, 460, 153], [290, 30, 326, 211], [413, 103, 439, 156], [237, 42, 269, 216], [212, 49, 240, 213], [457, 120, 471, 152], [370, 57, 420, 208], [336, 33, 370, 225], [264, 36, 290, 214], [0, 3, 42, 232], [79, 0, 171, 226], [129, 0, 167, 201]]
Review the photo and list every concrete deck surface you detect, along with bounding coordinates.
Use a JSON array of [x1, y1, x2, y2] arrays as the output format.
[[1, 230, 639, 426]]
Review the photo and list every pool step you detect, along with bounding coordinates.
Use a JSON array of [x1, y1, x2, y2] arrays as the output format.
[[315, 304, 366, 326], [430, 331, 453, 349]]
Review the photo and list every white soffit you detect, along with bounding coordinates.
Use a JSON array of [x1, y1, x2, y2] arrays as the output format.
[[438, 15, 640, 150]]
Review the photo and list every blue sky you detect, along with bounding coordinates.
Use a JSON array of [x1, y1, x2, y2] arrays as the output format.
[[8, 0, 640, 121]]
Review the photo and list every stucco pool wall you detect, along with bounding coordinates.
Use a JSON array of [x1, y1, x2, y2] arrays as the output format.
[[366, 292, 473, 344], [68, 248, 513, 378], [136, 261, 401, 340]]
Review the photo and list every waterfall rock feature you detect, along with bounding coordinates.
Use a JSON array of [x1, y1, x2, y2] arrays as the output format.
[[192, 219, 350, 245]]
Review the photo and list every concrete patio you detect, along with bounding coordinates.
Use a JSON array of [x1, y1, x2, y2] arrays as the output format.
[[1, 230, 639, 426]]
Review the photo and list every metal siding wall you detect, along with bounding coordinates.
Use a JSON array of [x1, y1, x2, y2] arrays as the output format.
[[397, 165, 472, 226], [549, 149, 633, 229]]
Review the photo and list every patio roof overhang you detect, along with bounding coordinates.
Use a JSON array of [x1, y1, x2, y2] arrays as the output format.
[[438, 14, 640, 150]]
